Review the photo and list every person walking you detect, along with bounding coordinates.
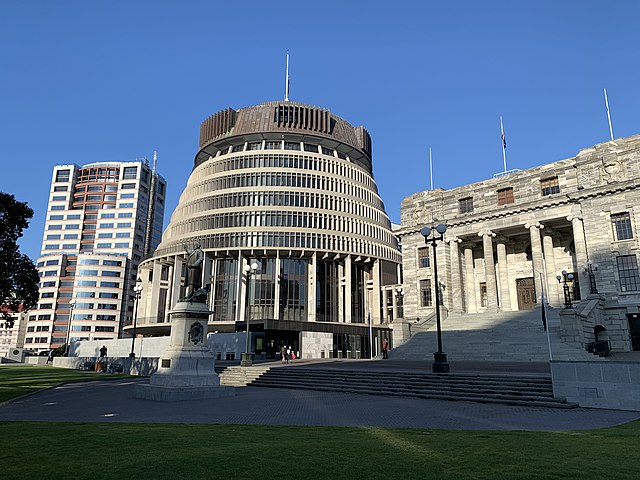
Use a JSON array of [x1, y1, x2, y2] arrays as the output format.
[[46, 349, 54, 365], [280, 345, 286, 364], [285, 346, 291, 364], [382, 338, 389, 359], [96, 345, 108, 372]]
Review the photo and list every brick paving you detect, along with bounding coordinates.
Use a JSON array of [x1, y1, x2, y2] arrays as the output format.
[[1, 377, 639, 431]]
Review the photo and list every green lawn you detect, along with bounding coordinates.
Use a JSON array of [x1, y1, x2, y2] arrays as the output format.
[[1, 365, 639, 479], [0, 364, 123, 402]]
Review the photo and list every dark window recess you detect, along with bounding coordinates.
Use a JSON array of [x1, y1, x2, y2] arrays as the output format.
[[541, 177, 560, 196], [497, 187, 514, 205], [458, 197, 474, 213]]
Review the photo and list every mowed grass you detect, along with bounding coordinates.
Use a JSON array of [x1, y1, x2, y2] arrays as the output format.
[[1, 422, 640, 479], [1, 365, 640, 479], [0, 364, 123, 402]]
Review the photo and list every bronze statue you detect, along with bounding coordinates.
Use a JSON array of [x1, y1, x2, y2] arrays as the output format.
[[184, 242, 204, 298]]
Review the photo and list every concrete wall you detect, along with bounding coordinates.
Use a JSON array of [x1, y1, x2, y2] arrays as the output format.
[[72, 337, 171, 358], [301, 331, 333, 359], [551, 360, 640, 411], [71, 333, 247, 361]]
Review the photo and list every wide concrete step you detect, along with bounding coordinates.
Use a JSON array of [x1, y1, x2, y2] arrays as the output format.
[[394, 308, 601, 362], [241, 366, 575, 408], [215, 365, 270, 386]]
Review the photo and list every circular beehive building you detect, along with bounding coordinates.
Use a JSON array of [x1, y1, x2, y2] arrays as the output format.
[[134, 101, 401, 359]]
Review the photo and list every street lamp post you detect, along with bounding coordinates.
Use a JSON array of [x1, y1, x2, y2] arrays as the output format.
[[65, 299, 76, 357], [556, 271, 574, 309], [395, 287, 404, 320], [129, 277, 143, 358], [421, 224, 450, 373], [241, 261, 258, 367]]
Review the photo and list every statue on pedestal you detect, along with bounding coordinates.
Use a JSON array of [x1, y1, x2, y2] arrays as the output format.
[[184, 243, 206, 302]]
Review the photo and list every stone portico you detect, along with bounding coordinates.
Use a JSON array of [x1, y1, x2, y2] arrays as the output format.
[[397, 134, 640, 353]]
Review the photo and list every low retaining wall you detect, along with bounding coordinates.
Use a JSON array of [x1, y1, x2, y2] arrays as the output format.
[[551, 360, 640, 411], [53, 356, 159, 376]]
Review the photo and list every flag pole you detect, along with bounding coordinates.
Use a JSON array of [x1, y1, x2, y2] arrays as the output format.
[[429, 147, 433, 190], [285, 52, 290, 101], [604, 88, 614, 141], [500, 116, 507, 173]]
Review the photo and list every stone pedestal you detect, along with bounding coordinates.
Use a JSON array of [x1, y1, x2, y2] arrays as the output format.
[[134, 301, 235, 401]]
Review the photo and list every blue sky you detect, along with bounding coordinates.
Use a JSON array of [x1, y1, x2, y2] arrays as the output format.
[[2, 1, 639, 261]]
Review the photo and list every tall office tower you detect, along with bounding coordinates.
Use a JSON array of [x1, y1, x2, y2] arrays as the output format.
[[134, 101, 402, 359], [26, 160, 166, 352]]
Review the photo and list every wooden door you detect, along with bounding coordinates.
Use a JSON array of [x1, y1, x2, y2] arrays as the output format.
[[516, 277, 536, 310]]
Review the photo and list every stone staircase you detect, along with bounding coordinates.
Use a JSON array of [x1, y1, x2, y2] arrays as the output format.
[[235, 365, 575, 408], [392, 307, 604, 362], [216, 365, 270, 386]]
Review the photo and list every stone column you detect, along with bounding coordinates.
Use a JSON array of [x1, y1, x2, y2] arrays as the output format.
[[137, 264, 152, 322], [148, 260, 163, 323], [391, 289, 398, 322], [462, 243, 477, 313], [495, 236, 512, 311], [568, 215, 590, 300], [479, 230, 498, 311], [542, 230, 561, 306], [344, 256, 352, 323], [525, 222, 545, 302], [273, 251, 281, 321], [307, 253, 316, 322], [170, 255, 184, 311], [370, 259, 381, 325], [447, 236, 464, 313]]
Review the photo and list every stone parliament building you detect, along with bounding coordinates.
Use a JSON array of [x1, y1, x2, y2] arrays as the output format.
[[397, 134, 640, 354]]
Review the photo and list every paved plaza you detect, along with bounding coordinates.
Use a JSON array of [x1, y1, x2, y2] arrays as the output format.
[[1, 375, 639, 431]]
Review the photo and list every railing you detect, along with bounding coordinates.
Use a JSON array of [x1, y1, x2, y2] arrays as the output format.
[[586, 340, 612, 357]]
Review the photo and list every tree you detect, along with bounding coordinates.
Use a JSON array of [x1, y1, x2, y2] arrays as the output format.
[[0, 192, 39, 327]]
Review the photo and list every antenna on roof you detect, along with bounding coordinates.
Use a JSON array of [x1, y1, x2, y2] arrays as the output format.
[[284, 52, 290, 101]]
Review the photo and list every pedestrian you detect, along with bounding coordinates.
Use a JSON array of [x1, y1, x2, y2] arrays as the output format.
[[46, 349, 54, 365], [382, 338, 389, 359], [96, 345, 108, 372], [286, 345, 291, 364], [280, 345, 286, 364]]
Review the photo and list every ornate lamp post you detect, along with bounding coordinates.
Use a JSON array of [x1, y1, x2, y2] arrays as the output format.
[[421, 224, 450, 373], [241, 261, 258, 367], [556, 271, 574, 309], [65, 299, 76, 357], [395, 287, 404, 320], [129, 277, 143, 358]]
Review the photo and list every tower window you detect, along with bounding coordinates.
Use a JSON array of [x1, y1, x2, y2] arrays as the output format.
[[55, 169, 71, 182]]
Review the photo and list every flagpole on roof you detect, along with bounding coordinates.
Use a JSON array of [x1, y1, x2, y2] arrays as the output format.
[[284, 52, 290, 101], [429, 147, 433, 190], [500, 116, 507, 173], [604, 88, 614, 141]]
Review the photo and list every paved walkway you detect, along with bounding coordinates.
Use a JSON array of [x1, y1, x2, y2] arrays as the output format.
[[1, 376, 639, 431]]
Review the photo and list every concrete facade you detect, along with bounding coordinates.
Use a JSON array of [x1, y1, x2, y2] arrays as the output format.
[[26, 161, 166, 352], [552, 360, 640, 411], [397, 134, 640, 354], [134, 101, 401, 360]]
